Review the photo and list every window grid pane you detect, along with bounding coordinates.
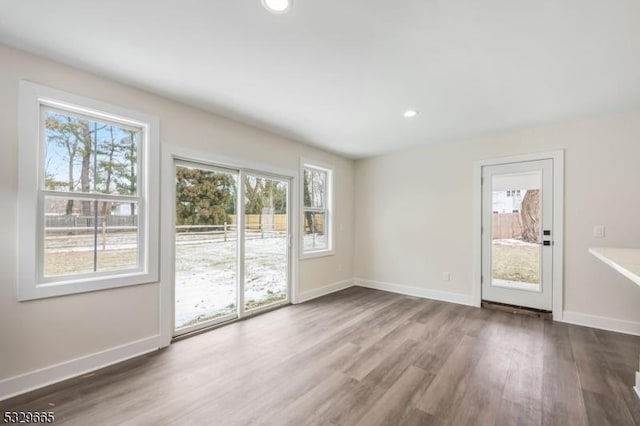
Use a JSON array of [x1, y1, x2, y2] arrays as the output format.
[[302, 163, 331, 255], [303, 209, 328, 251], [40, 103, 143, 280], [303, 167, 326, 209], [43, 196, 140, 278], [43, 108, 139, 196]]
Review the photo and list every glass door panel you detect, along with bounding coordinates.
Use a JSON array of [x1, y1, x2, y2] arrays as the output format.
[[243, 174, 289, 311], [491, 172, 542, 292], [174, 162, 238, 332]]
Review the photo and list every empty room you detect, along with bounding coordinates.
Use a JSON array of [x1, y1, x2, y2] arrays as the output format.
[[1, 0, 640, 425]]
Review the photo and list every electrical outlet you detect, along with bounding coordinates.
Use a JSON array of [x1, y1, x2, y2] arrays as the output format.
[[593, 225, 605, 238], [442, 272, 451, 282]]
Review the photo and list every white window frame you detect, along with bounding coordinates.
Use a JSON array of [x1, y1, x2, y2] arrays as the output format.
[[300, 158, 334, 259], [17, 81, 159, 301]]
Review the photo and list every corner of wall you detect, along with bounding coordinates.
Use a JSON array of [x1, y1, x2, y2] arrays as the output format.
[[294, 279, 355, 304], [560, 311, 640, 336]]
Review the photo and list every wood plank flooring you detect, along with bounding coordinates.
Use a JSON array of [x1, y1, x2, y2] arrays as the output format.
[[2, 287, 639, 425]]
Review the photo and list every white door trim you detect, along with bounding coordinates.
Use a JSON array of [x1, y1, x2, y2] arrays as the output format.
[[472, 150, 564, 320]]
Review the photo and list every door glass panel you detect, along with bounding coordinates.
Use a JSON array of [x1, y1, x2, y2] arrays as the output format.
[[174, 164, 238, 331], [491, 172, 541, 292], [244, 175, 289, 311]]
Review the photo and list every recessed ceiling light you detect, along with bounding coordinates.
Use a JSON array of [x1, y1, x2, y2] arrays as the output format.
[[262, 0, 291, 14], [403, 109, 418, 118]]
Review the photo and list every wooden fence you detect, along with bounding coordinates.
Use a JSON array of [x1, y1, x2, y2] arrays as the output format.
[[227, 214, 288, 232], [48, 212, 511, 240], [175, 214, 291, 242], [44, 214, 290, 234], [45, 215, 137, 228], [492, 213, 523, 240]]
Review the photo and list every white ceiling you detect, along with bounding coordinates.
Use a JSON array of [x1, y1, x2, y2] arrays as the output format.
[[1, 0, 640, 159]]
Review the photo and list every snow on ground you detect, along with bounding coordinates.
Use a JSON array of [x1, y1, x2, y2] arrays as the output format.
[[303, 233, 328, 251], [45, 231, 289, 329], [175, 234, 288, 329], [492, 238, 539, 247]]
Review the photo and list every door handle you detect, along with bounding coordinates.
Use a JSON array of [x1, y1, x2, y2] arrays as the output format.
[[535, 241, 552, 246]]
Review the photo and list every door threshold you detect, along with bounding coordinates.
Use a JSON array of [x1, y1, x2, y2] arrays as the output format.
[[172, 301, 291, 342], [481, 300, 552, 320], [172, 317, 239, 342]]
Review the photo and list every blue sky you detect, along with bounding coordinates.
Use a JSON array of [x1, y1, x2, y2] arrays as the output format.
[[44, 110, 138, 195]]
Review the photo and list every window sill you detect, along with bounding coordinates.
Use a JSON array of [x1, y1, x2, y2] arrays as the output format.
[[300, 249, 335, 260], [18, 270, 158, 301]]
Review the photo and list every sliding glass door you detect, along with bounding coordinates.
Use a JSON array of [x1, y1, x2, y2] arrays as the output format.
[[174, 160, 290, 335], [243, 174, 289, 311], [174, 162, 239, 333]]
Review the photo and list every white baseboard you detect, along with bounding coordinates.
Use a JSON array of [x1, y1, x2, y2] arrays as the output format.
[[354, 278, 475, 307], [4, 286, 637, 403], [0, 335, 161, 402], [295, 279, 354, 303], [561, 311, 640, 336]]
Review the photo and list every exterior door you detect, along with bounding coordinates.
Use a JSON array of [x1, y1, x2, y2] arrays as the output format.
[[242, 173, 290, 313], [174, 161, 240, 334], [481, 159, 553, 310], [173, 160, 292, 336]]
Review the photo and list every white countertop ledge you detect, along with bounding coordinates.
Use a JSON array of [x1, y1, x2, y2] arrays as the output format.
[[589, 247, 640, 287]]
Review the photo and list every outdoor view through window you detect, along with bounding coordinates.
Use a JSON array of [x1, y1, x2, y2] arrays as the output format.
[[43, 108, 141, 278], [491, 173, 542, 291], [303, 165, 330, 253], [174, 164, 290, 331]]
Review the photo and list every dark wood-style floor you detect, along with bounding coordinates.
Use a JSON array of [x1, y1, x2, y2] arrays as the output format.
[[2, 287, 639, 425]]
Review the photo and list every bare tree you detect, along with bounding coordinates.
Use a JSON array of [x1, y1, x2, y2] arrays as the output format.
[[46, 114, 81, 214], [126, 130, 137, 215], [98, 126, 119, 217], [112, 130, 138, 215], [66, 120, 105, 216], [520, 189, 540, 243]]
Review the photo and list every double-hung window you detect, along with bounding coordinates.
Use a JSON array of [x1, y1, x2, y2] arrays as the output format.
[[300, 160, 333, 258], [17, 81, 159, 300]]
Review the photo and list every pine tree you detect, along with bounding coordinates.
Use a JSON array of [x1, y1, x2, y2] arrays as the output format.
[[175, 168, 236, 225]]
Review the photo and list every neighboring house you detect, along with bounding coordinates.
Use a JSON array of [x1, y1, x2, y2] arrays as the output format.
[[492, 189, 524, 214]]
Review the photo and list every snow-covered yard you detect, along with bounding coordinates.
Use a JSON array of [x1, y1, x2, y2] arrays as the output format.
[[303, 233, 328, 251], [45, 233, 539, 328], [175, 233, 288, 329], [44, 231, 289, 330]]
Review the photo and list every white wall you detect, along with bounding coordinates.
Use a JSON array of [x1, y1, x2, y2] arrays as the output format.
[[3, 40, 639, 400], [354, 109, 640, 328], [0, 44, 355, 391]]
